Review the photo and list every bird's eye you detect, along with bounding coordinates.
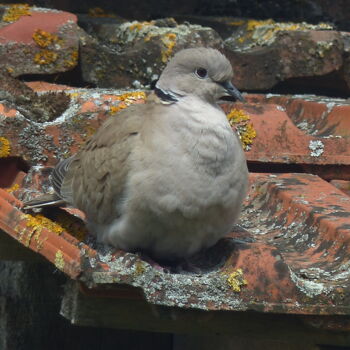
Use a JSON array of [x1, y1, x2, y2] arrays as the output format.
[[195, 67, 208, 79]]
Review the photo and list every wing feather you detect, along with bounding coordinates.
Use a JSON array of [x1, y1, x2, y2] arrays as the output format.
[[58, 104, 145, 224]]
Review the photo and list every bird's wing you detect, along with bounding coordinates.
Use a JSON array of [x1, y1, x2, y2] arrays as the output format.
[[60, 103, 146, 224], [23, 157, 75, 210], [23, 193, 66, 210], [51, 156, 75, 200]]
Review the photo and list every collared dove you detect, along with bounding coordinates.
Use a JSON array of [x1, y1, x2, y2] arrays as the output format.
[[25, 47, 248, 261]]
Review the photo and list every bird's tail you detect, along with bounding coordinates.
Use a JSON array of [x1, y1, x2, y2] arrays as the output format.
[[23, 193, 66, 210]]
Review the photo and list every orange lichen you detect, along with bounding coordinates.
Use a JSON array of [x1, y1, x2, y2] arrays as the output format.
[[226, 268, 248, 292], [32, 29, 60, 48], [110, 91, 146, 114], [117, 91, 146, 104], [161, 33, 177, 63], [227, 108, 256, 150], [34, 50, 58, 65], [2, 3, 31, 22], [0, 137, 11, 157], [109, 105, 125, 114]]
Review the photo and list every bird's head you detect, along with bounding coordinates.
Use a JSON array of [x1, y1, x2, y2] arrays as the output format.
[[156, 47, 244, 104]]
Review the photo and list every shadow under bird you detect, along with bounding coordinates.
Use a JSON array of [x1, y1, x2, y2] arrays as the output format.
[[24, 47, 249, 261]]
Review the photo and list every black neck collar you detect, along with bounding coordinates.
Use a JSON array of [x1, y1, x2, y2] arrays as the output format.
[[154, 86, 179, 103]]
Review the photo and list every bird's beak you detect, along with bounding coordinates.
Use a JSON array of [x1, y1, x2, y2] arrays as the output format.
[[220, 81, 245, 102]]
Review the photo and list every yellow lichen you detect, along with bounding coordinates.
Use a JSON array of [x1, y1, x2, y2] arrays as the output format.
[[6, 183, 19, 193], [68, 92, 80, 99], [2, 3, 31, 22], [238, 19, 333, 47], [64, 50, 79, 68], [18, 214, 40, 246], [24, 213, 65, 235], [20, 213, 64, 248], [54, 250, 65, 270], [161, 33, 177, 63], [226, 268, 248, 292], [32, 29, 64, 65], [32, 29, 60, 48], [33, 229, 45, 251], [227, 108, 257, 150], [240, 123, 257, 148], [237, 19, 275, 45], [34, 50, 58, 65], [0, 137, 11, 157], [227, 108, 250, 123], [246, 19, 275, 32]]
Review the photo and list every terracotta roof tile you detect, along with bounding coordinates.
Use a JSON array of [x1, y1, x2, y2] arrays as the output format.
[[1, 84, 350, 324]]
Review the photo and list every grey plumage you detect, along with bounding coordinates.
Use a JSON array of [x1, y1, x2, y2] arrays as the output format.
[[24, 48, 249, 260]]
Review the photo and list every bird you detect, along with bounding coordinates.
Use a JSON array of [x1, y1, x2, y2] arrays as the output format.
[[24, 47, 249, 262]]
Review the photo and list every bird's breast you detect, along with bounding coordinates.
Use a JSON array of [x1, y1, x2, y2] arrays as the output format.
[[111, 103, 248, 260], [129, 105, 246, 217]]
